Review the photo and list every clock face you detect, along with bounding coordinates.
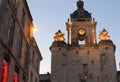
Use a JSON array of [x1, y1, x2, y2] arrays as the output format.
[[79, 29, 85, 35]]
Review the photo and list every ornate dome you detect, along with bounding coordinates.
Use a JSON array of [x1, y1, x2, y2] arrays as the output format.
[[70, 0, 92, 21]]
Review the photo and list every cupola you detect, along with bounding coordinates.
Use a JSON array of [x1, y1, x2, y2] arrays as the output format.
[[70, 0, 92, 21]]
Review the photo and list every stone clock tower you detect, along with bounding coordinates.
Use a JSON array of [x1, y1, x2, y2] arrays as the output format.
[[50, 0, 117, 82]]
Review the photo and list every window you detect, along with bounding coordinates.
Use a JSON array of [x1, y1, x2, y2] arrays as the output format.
[[32, 51, 35, 63], [21, 10, 25, 27], [1, 54, 10, 82], [101, 53, 106, 65], [27, 23, 30, 38], [0, 0, 2, 7], [34, 58, 37, 67], [17, 35, 23, 59], [7, 19, 15, 47], [72, 60, 76, 65], [30, 72, 33, 82], [22, 75, 26, 82], [84, 74, 88, 80], [24, 44, 29, 69], [35, 78, 37, 82], [37, 59, 39, 71], [83, 64, 88, 73], [13, 0, 18, 9], [1, 60, 9, 82], [59, 48, 61, 51], [13, 66, 19, 82], [13, 72, 18, 82]]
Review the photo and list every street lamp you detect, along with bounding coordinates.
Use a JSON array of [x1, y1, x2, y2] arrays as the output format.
[[30, 25, 38, 38]]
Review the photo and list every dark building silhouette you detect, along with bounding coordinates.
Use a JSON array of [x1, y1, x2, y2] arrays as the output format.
[[118, 71, 120, 82], [40, 73, 51, 82], [0, 0, 42, 82]]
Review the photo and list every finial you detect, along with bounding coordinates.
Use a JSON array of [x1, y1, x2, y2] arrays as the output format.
[[93, 18, 95, 21], [68, 18, 70, 22], [58, 30, 61, 33], [77, 0, 84, 9]]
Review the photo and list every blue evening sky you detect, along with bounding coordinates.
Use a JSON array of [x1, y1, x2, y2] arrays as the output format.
[[27, 0, 120, 74]]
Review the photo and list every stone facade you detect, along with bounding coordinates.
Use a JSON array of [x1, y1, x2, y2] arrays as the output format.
[[28, 37, 42, 82], [50, 1, 117, 82], [0, 0, 42, 82]]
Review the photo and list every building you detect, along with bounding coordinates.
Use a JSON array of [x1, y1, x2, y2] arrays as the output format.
[[118, 71, 120, 82], [0, 0, 42, 82], [28, 37, 42, 82], [50, 0, 117, 82], [39, 72, 51, 82]]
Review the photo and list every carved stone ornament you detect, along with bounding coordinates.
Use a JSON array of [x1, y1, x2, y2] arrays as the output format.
[[99, 29, 110, 41], [54, 30, 65, 41]]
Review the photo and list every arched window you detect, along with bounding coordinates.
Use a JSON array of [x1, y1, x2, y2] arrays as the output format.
[[101, 53, 106, 65], [1, 60, 9, 82], [13, 71, 18, 82], [13, 66, 19, 82], [22, 75, 26, 82]]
